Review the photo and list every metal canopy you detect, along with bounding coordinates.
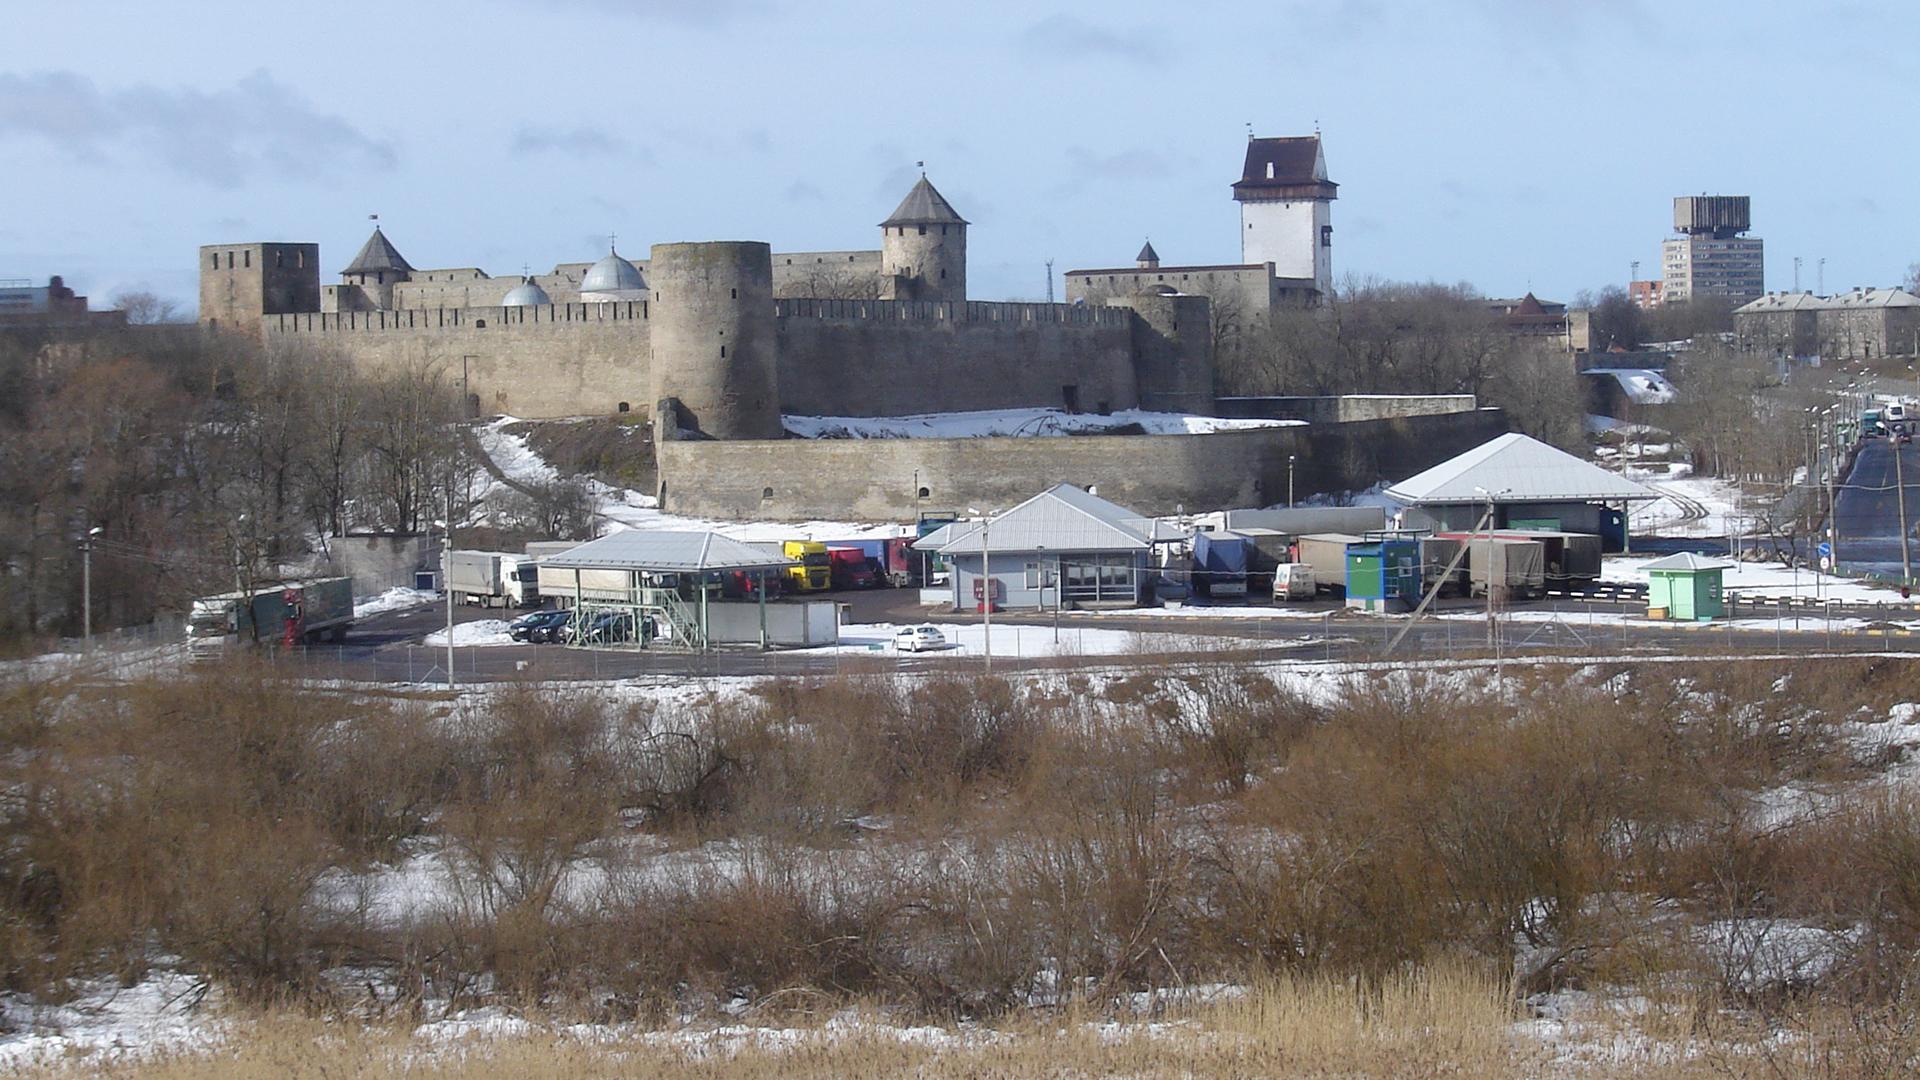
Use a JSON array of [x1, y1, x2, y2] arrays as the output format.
[[935, 483, 1181, 555], [540, 530, 792, 573], [1385, 432, 1658, 505]]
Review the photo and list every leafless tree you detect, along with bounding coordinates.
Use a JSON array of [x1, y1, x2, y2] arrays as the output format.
[[110, 289, 186, 325]]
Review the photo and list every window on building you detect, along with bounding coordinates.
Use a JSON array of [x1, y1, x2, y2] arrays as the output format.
[[918, 224, 926, 235], [274, 252, 283, 269], [730, 288, 737, 299], [617, 401, 630, 413], [1321, 225, 1333, 248], [1266, 162, 1275, 179], [225, 251, 234, 269], [720, 346, 727, 358], [1025, 562, 1042, 588], [243, 250, 251, 268], [762, 487, 774, 499], [210, 253, 218, 269]]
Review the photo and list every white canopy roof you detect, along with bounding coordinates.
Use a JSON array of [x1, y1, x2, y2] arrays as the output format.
[[936, 483, 1183, 555], [1384, 432, 1658, 505], [1641, 552, 1732, 573], [539, 530, 791, 572]]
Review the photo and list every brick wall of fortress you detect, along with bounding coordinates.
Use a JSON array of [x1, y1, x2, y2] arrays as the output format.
[[264, 297, 1142, 421], [657, 408, 1512, 522], [770, 298, 1139, 417]]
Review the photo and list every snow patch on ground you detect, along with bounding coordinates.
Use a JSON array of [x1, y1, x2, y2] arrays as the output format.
[[1622, 462, 1754, 538], [354, 587, 440, 618], [0, 970, 220, 1069], [1604, 555, 1907, 605], [424, 619, 516, 647], [783, 407, 1300, 440], [832, 621, 1239, 659]]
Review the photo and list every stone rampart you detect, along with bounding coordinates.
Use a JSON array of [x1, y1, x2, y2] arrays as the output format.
[[657, 408, 1510, 521]]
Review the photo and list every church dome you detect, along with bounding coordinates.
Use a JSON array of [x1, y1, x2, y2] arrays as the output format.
[[502, 277, 551, 306], [580, 249, 646, 299]]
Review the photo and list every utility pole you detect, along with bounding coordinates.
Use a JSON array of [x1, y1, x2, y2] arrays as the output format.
[[1288, 455, 1297, 508], [443, 486, 456, 690], [1898, 437, 1914, 586]]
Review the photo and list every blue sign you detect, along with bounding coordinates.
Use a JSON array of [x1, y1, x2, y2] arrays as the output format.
[[1817, 542, 1833, 558]]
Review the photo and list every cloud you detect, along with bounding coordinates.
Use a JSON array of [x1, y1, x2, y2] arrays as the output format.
[[1048, 146, 1178, 197], [784, 181, 825, 203], [510, 125, 641, 160], [0, 70, 395, 187], [1018, 14, 1167, 65]]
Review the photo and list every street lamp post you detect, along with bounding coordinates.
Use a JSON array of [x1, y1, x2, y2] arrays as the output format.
[[980, 519, 992, 674], [1288, 455, 1297, 508], [80, 525, 101, 651], [435, 516, 456, 690]]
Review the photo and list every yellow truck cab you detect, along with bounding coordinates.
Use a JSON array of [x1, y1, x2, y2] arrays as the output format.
[[783, 540, 831, 590]]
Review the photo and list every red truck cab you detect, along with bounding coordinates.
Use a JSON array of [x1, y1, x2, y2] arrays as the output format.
[[827, 546, 879, 589]]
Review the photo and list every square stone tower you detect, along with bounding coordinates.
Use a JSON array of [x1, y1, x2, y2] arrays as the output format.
[[1233, 135, 1337, 296], [199, 242, 321, 332]]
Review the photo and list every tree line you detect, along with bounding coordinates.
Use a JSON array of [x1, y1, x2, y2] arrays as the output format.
[[0, 325, 475, 643]]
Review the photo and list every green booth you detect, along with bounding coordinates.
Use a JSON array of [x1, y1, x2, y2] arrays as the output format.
[[1643, 552, 1729, 621]]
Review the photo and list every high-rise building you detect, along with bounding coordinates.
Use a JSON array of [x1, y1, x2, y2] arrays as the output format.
[[1660, 195, 1763, 305]]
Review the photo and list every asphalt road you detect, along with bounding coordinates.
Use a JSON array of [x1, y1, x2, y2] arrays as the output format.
[[297, 581, 1920, 687], [1833, 438, 1920, 579]]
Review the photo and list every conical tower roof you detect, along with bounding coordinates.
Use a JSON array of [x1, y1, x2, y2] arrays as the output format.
[[881, 176, 968, 226], [1136, 240, 1160, 263], [342, 227, 414, 276]]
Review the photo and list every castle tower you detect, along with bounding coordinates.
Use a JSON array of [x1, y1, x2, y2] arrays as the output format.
[[881, 175, 968, 303], [1136, 241, 1160, 270], [1233, 134, 1337, 296], [648, 241, 783, 440], [198, 242, 321, 333], [337, 226, 414, 310], [1109, 292, 1215, 413]]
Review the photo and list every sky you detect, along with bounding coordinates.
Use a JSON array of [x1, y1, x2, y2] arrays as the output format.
[[0, 0, 1911, 311]]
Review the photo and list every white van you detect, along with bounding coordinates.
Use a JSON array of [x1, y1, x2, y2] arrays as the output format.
[[1272, 563, 1315, 601]]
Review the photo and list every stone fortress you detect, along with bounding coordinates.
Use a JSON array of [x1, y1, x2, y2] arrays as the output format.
[[200, 134, 1506, 520]]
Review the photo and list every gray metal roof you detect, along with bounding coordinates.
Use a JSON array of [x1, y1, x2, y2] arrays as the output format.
[[501, 277, 551, 306], [539, 530, 793, 572], [1384, 432, 1658, 505], [342, 227, 414, 275], [881, 177, 968, 226], [580, 250, 646, 296], [1136, 240, 1159, 263], [936, 484, 1179, 555]]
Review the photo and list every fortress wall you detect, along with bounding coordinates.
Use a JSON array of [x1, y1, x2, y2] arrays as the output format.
[[265, 303, 652, 418], [657, 408, 1511, 522], [774, 299, 1139, 418]]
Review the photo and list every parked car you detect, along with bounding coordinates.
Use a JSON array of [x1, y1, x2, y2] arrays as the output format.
[[509, 609, 571, 643], [571, 611, 635, 645], [1154, 578, 1190, 608], [893, 625, 947, 652]]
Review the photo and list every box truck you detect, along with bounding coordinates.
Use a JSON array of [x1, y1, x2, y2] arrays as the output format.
[[1191, 531, 1251, 598], [1437, 535, 1546, 598], [1293, 533, 1362, 596]]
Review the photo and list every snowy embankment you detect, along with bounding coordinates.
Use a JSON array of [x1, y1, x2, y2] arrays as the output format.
[[423, 620, 516, 648], [353, 587, 439, 618], [1620, 461, 1753, 539], [783, 407, 1300, 440]]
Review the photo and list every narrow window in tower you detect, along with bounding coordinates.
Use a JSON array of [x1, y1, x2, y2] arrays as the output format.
[[243, 250, 251, 268], [226, 252, 234, 269], [941, 225, 947, 235], [275, 252, 283, 269], [1266, 162, 1275, 179], [720, 346, 727, 358], [940, 269, 946, 279], [1321, 225, 1333, 248], [918, 225, 926, 236], [210, 253, 218, 269]]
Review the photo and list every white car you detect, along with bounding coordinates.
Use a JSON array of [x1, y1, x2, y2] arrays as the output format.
[[894, 625, 947, 652]]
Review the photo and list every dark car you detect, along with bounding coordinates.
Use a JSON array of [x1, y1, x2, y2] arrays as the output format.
[[571, 611, 635, 646], [510, 609, 571, 643]]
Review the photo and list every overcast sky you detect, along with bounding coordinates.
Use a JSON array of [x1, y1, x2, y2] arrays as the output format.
[[2, 0, 1909, 310]]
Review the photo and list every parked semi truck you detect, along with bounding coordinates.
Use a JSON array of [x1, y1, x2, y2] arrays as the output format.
[[783, 540, 831, 591], [1436, 534, 1547, 598], [1191, 531, 1250, 598], [1293, 533, 1363, 596], [186, 577, 354, 659], [818, 536, 919, 587], [1487, 530, 1601, 588], [827, 546, 880, 589], [447, 550, 540, 608]]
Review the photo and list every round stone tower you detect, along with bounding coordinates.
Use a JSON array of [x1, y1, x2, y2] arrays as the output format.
[[648, 241, 783, 441], [881, 175, 968, 303]]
